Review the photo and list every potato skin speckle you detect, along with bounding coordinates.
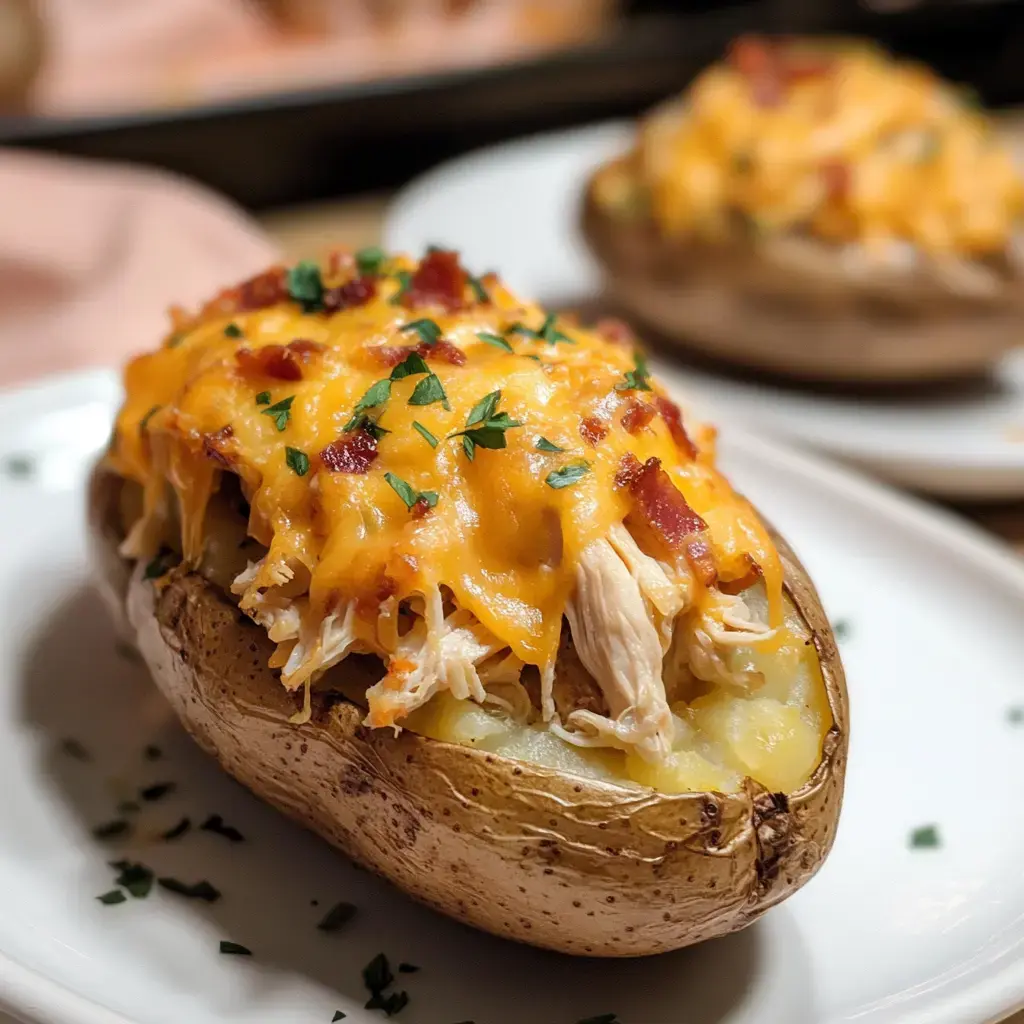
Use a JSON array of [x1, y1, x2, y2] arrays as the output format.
[[88, 465, 847, 956]]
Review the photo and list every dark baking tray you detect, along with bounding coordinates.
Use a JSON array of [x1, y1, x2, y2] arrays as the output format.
[[1, 2, 1021, 210]]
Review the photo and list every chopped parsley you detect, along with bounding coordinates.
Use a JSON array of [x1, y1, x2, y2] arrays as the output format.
[[832, 619, 851, 642], [144, 744, 163, 761], [389, 270, 414, 306], [92, 820, 131, 841], [546, 461, 591, 489], [140, 782, 175, 802], [412, 421, 439, 448], [60, 738, 91, 762], [1009, 706, 1024, 724], [356, 246, 388, 276], [139, 405, 161, 433], [261, 395, 295, 432], [510, 313, 574, 345], [219, 941, 252, 956], [287, 261, 325, 313], [344, 413, 390, 441], [385, 472, 438, 512], [397, 963, 419, 974], [2, 454, 34, 479], [255, 391, 271, 406], [468, 275, 490, 303], [158, 878, 221, 902], [96, 890, 126, 906], [910, 824, 941, 849], [362, 953, 408, 1017], [224, 323, 243, 338], [409, 373, 449, 409], [400, 319, 442, 347], [534, 437, 565, 453], [476, 331, 513, 353], [332, 1014, 347, 1022], [317, 901, 358, 932], [448, 390, 522, 460], [117, 802, 140, 815], [286, 446, 310, 476], [161, 817, 191, 841], [614, 351, 652, 392], [115, 641, 140, 664], [200, 814, 245, 843], [390, 352, 430, 380], [112, 861, 154, 898]]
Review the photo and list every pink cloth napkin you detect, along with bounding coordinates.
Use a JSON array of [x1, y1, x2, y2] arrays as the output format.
[[0, 149, 278, 387]]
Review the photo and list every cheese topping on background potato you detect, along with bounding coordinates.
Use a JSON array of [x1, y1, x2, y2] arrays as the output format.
[[107, 248, 832, 788], [594, 35, 1024, 259]]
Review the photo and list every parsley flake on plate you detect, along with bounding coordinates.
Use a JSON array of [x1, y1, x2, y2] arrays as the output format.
[[910, 824, 941, 849], [285, 446, 310, 477], [96, 890, 126, 906], [219, 941, 252, 956], [160, 817, 191, 841], [60, 737, 90, 762], [224, 323, 243, 338], [200, 814, 245, 842], [332, 1013, 347, 1022], [143, 744, 162, 761], [140, 782, 175, 802], [578, 1015, 620, 1024], [1008, 706, 1024, 724], [261, 395, 295, 432], [92, 820, 132, 841], [546, 461, 591, 489], [111, 861, 154, 898], [158, 878, 221, 902], [317, 901, 358, 932]]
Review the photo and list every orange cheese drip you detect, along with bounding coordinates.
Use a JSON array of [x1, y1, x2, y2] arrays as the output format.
[[109, 253, 783, 667]]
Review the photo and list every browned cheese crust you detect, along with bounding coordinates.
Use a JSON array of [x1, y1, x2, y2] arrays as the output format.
[[581, 175, 1024, 383], [88, 466, 848, 956]]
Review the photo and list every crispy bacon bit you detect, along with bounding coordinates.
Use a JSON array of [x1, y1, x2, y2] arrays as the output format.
[[620, 398, 656, 435], [202, 425, 235, 467], [617, 454, 716, 585], [728, 35, 832, 109], [370, 344, 411, 368], [236, 345, 304, 382], [593, 317, 637, 346], [653, 395, 698, 459], [323, 276, 377, 313], [580, 416, 608, 447], [428, 339, 467, 366], [411, 497, 433, 519], [326, 249, 356, 276], [238, 267, 288, 311], [319, 431, 379, 474], [287, 339, 325, 359], [402, 249, 468, 312], [820, 160, 850, 203]]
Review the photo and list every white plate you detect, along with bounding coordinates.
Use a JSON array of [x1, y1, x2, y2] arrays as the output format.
[[385, 122, 1024, 499], [1, 369, 1024, 1024]]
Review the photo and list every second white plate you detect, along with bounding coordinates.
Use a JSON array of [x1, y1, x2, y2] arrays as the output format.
[[385, 122, 1024, 498]]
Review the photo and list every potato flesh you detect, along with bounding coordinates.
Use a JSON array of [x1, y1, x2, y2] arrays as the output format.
[[409, 586, 830, 794]]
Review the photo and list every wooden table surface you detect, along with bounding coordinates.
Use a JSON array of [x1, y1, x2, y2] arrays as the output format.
[[259, 194, 1024, 558]]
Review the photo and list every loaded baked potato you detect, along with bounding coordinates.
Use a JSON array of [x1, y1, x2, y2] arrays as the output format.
[[583, 36, 1024, 382], [88, 247, 847, 956]]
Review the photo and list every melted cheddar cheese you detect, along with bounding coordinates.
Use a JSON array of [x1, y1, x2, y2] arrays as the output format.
[[109, 250, 782, 682], [594, 35, 1024, 258]]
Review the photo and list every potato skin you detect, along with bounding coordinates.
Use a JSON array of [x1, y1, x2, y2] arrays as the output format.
[[89, 465, 848, 956], [581, 175, 1023, 383]]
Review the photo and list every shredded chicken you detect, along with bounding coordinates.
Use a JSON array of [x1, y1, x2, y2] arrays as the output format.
[[683, 591, 774, 692], [364, 584, 509, 729], [562, 538, 675, 763]]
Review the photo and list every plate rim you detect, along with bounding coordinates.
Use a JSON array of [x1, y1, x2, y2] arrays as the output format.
[[1, 368, 1023, 1024]]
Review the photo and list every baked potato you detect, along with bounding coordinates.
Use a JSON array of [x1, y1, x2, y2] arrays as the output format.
[[583, 35, 1024, 382], [88, 247, 847, 956]]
